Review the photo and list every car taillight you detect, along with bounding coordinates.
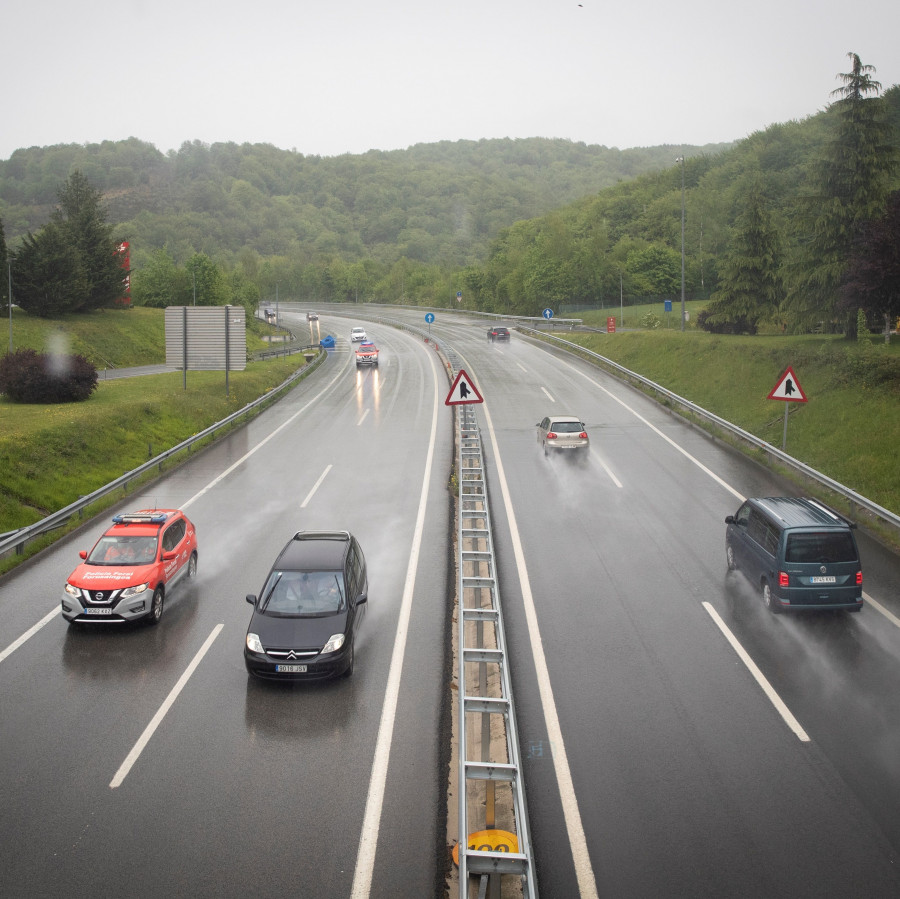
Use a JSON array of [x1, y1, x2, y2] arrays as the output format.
[[547, 432, 557, 439], [856, 571, 863, 585], [579, 432, 588, 439], [779, 571, 790, 588]]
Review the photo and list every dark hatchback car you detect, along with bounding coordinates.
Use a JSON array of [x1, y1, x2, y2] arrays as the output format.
[[725, 497, 863, 613], [244, 531, 368, 680], [487, 326, 510, 341]]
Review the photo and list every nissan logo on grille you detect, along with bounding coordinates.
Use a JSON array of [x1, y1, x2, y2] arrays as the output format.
[[94, 591, 105, 601]]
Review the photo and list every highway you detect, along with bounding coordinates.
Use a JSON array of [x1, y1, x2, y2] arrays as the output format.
[[2, 308, 900, 898]]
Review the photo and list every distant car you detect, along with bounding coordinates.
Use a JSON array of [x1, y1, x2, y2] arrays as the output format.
[[62, 509, 198, 626], [244, 531, 368, 680], [350, 327, 368, 342], [487, 326, 510, 342], [355, 341, 379, 367], [725, 497, 863, 613], [536, 415, 589, 459], [264, 308, 276, 324], [307, 311, 319, 322]]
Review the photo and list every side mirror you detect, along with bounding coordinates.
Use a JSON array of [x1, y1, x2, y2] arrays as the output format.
[[356, 593, 368, 605], [725, 515, 735, 524], [163, 550, 177, 561], [246, 594, 257, 605], [79, 550, 88, 560]]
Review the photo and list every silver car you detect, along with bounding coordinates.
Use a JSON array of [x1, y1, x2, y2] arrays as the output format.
[[536, 415, 589, 459]]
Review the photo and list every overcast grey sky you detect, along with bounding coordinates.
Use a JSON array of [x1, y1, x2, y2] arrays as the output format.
[[4, 0, 899, 161]]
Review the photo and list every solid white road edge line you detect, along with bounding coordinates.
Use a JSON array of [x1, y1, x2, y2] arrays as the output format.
[[350, 348, 440, 899], [109, 623, 224, 789], [0, 608, 58, 665], [864, 592, 900, 628], [301, 465, 333, 509], [481, 396, 601, 899], [558, 355, 746, 503], [702, 603, 810, 742]]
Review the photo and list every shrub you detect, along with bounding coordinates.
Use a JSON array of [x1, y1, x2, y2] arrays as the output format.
[[0, 348, 98, 403]]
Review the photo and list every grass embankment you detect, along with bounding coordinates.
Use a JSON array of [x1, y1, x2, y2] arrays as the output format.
[[0, 308, 310, 570], [562, 319, 900, 520]]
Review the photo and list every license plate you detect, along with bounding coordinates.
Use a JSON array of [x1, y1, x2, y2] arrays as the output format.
[[276, 664, 307, 673], [810, 576, 836, 584], [84, 607, 112, 615]]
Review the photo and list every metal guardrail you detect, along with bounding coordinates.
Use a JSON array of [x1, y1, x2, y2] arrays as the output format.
[[457, 403, 537, 899], [519, 326, 900, 540], [0, 350, 326, 560]]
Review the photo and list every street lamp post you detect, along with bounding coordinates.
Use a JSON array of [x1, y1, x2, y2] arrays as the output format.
[[676, 156, 686, 331], [275, 282, 280, 328]]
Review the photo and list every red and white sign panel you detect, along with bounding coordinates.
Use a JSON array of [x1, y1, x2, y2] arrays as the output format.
[[767, 365, 808, 402], [445, 369, 484, 405]]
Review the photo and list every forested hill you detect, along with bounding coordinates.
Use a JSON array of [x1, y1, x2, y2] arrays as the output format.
[[0, 136, 730, 268]]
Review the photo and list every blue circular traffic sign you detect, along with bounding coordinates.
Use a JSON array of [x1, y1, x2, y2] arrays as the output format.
[[542, 308, 554, 319], [425, 313, 435, 323]]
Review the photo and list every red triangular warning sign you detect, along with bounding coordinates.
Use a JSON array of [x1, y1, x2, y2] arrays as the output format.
[[445, 369, 484, 405], [767, 366, 808, 402]]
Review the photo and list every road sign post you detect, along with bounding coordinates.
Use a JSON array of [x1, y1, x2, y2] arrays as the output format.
[[767, 365, 808, 450]]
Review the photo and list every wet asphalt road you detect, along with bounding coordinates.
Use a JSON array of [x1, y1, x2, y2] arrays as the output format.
[[2, 307, 900, 898]]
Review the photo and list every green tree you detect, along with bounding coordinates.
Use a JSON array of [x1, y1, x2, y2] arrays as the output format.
[[701, 176, 782, 334], [785, 53, 897, 333], [840, 189, 900, 341], [0, 217, 8, 311], [185, 253, 230, 306], [11, 222, 80, 318], [12, 171, 126, 316], [625, 244, 680, 297], [131, 247, 190, 308]]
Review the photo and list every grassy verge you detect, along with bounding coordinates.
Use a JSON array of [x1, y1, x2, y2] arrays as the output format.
[[0, 309, 313, 574], [554, 328, 900, 520]]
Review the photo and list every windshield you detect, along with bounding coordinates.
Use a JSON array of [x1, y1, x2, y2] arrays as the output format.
[[259, 570, 345, 617], [87, 535, 158, 565]]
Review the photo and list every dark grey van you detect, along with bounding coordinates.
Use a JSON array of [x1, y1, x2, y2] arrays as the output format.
[[725, 497, 863, 613]]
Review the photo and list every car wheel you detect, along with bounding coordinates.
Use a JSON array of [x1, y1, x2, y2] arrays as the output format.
[[761, 580, 780, 614], [726, 543, 736, 572], [341, 642, 355, 678], [187, 552, 198, 579], [146, 587, 164, 625]]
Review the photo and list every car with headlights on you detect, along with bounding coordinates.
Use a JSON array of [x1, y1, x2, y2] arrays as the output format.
[[350, 327, 368, 342], [355, 341, 379, 367], [244, 531, 368, 680], [62, 509, 198, 626], [536, 415, 589, 460]]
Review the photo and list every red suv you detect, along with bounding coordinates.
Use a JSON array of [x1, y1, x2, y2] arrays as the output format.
[[62, 509, 198, 626]]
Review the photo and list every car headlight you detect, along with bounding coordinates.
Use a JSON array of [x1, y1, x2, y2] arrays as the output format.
[[321, 633, 346, 655], [246, 633, 264, 654], [121, 582, 150, 599], [64, 583, 80, 598]]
